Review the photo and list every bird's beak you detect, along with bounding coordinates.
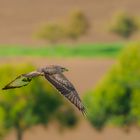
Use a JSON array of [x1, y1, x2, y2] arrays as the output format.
[[64, 68, 69, 72]]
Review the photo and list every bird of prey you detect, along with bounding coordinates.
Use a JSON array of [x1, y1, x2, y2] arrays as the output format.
[[2, 65, 86, 115]]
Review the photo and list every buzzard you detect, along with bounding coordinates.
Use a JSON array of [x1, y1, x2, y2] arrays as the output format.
[[2, 65, 86, 115]]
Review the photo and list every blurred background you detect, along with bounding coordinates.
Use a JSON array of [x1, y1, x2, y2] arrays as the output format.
[[0, 0, 140, 140]]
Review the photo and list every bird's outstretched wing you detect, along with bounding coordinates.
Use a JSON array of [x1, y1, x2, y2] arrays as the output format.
[[44, 73, 86, 115], [2, 71, 43, 90]]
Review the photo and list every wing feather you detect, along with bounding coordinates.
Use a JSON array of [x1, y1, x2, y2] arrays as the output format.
[[44, 73, 86, 114], [2, 71, 43, 90]]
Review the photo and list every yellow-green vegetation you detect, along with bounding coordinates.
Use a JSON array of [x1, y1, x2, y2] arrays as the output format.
[[0, 64, 78, 140], [0, 107, 6, 139], [37, 23, 65, 43], [65, 10, 89, 40], [84, 43, 140, 129], [110, 12, 139, 38], [36, 10, 89, 43]]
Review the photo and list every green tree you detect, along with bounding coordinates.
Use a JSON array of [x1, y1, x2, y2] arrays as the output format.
[[0, 107, 6, 140], [66, 10, 89, 40], [37, 23, 65, 44], [0, 64, 78, 140], [35, 10, 89, 43], [110, 12, 139, 38], [84, 44, 140, 129]]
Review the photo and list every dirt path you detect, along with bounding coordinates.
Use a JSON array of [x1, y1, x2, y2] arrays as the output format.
[[5, 121, 140, 140]]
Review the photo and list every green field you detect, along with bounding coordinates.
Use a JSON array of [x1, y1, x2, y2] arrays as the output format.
[[0, 43, 124, 57]]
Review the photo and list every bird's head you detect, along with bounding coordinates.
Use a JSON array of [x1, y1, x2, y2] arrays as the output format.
[[54, 65, 68, 73], [42, 65, 68, 74]]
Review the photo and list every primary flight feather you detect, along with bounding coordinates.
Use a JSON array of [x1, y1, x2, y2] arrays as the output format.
[[2, 65, 86, 115]]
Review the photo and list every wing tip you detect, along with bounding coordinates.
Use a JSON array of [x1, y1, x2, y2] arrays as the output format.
[[2, 86, 12, 90], [79, 105, 88, 118], [2, 87, 6, 90], [2, 86, 9, 90], [81, 108, 87, 118]]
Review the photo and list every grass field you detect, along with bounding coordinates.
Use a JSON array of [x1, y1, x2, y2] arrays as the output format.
[[0, 43, 124, 58]]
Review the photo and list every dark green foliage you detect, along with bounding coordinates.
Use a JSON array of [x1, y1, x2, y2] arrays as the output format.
[[84, 44, 140, 129], [55, 107, 78, 128], [110, 12, 139, 38], [0, 64, 78, 140]]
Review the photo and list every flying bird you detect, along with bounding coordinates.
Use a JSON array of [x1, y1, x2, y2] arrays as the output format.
[[2, 65, 86, 115]]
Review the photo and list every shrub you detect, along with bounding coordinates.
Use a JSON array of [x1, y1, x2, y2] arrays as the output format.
[[110, 12, 139, 38], [35, 10, 89, 43], [0, 107, 6, 139], [0, 64, 78, 140], [66, 10, 89, 40], [36, 23, 65, 43], [84, 43, 140, 129]]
